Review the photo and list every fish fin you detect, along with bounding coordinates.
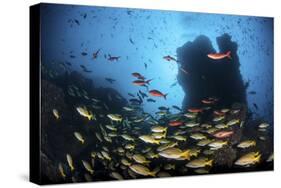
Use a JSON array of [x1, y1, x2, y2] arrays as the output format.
[[164, 94, 168, 100], [226, 51, 232, 59]]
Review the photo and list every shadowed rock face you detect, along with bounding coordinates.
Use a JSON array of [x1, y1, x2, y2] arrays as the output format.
[[177, 34, 246, 109]]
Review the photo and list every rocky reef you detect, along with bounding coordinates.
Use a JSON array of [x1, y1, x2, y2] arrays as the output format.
[[177, 34, 247, 109]]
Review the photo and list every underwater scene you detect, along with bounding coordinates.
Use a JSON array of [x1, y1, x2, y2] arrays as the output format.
[[39, 3, 273, 184]]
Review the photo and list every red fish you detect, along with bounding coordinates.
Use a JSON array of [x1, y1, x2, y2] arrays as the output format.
[[149, 90, 168, 99], [213, 130, 233, 138], [169, 120, 183, 127], [108, 55, 120, 61], [201, 99, 215, 104], [188, 108, 203, 113], [132, 79, 153, 86], [132, 72, 145, 80], [207, 51, 231, 60], [214, 110, 225, 116], [92, 49, 100, 59], [163, 55, 178, 62]]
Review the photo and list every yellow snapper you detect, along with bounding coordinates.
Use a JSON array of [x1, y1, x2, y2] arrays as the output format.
[[52, 109, 60, 119], [66, 154, 75, 171], [234, 152, 261, 166], [107, 114, 122, 122], [129, 164, 158, 177], [132, 154, 150, 164], [82, 160, 94, 174], [58, 163, 66, 178], [74, 132, 85, 144], [237, 140, 256, 149], [159, 147, 191, 160], [186, 158, 213, 168], [139, 135, 161, 144], [76, 106, 95, 120], [151, 126, 167, 133]]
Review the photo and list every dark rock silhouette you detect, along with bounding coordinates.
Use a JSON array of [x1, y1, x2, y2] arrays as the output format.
[[177, 34, 247, 109]]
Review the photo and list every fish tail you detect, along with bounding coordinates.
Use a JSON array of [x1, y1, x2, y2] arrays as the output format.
[[180, 150, 190, 160], [164, 93, 168, 100], [70, 166, 75, 171], [206, 159, 213, 167], [146, 79, 153, 85], [150, 167, 160, 177], [226, 51, 232, 59]]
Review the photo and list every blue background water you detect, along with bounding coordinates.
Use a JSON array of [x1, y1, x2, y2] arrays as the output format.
[[40, 3, 273, 123]]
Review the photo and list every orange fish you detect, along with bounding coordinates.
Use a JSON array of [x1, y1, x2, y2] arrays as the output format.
[[188, 108, 203, 113], [132, 72, 145, 80], [213, 131, 233, 138], [133, 79, 152, 86], [149, 90, 168, 99], [214, 110, 225, 116], [201, 99, 215, 104], [207, 51, 231, 60], [169, 120, 183, 127]]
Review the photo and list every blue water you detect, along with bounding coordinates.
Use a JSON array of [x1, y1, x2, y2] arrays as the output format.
[[40, 3, 273, 122]]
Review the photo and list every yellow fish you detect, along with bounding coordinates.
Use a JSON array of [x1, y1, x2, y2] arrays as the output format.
[[52, 109, 60, 119], [76, 106, 95, 120], [159, 148, 191, 160], [82, 160, 94, 174], [139, 135, 160, 145], [66, 154, 75, 171], [74, 132, 85, 144], [107, 114, 122, 122], [129, 164, 158, 177], [235, 152, 261, 166], [58, 163, 66, 178], [186, 158, 213, 168], [237, 140, 256, 149], [132, 154, 150, 164]]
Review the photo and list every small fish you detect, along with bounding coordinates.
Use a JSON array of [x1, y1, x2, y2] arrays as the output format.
[[248, 91, 257, 95], [237, 140, 256, 149], [110, 172, 124, 180], [52, 109, 60, 119], [259, 123, 269, 128], [190, 133, 206, 140], [74, 132, 85, 144], [172, 105, 182, 111], [81, 52, 88, 56], [159, 148, 191, 160], [235, 152, 261, 166], [207, 51, 231, 60], [129, 38, 134, 45], [169, 120, 183, 127], [149, 90, 168, 99], [208, 140, 228, 150], [188, 108, 203, 113], [151, 126, 167, 133], [129, 164, 158, 177], [213, 130, 234, 138], [58, 163, 66, 178], [105, 77, 116, 84], [132, 154, 150, 164], [133, 79, 152, 86], [107, 114, 122, 122], [147, 98, 156, 103], [82, 160, 94, 174], [92, 49, 100, 59], [180, 67, 188, 74], [226, 119, 240, 126], [108, 55, 120, 61], [132, 72, 145, 80], [66, 154, 75, 171], [128, 93, 135, 97], [163, 55, 178, 62], [76, 106, 95, 120], [186, 158, 213, 168], [139, 135, 160, 144]]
